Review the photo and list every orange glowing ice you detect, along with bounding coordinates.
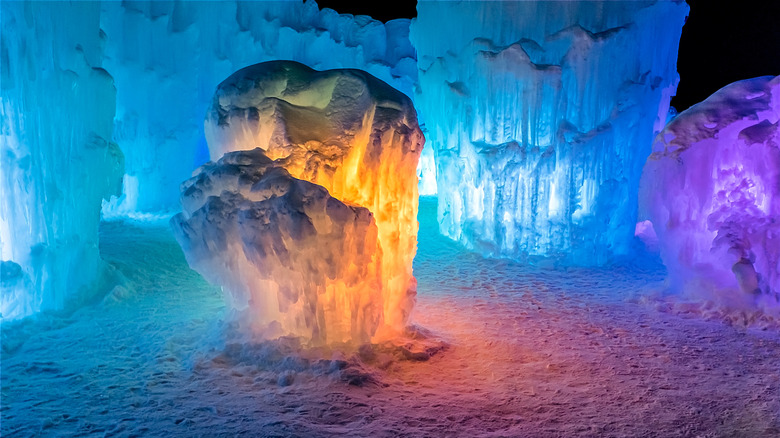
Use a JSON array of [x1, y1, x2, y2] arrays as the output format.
[[195, 61, 423, 343]]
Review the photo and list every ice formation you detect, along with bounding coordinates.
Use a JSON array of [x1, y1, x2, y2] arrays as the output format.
[[639, 76, 780, 306], [411, 0, 688, 265], [97, 0, 419, 214], [171, 149, 383, 344], [173, 61, 423, 344], [1, 2, 124, 320]]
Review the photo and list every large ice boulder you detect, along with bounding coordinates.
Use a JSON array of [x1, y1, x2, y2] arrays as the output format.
[[640, 76, 780, 307], [411, 0, 688, 265], [1, 2, 124, 320], [174, 61, 423, 344]]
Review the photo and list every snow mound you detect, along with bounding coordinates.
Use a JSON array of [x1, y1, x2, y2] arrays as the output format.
[[640, 75, 780, 312]]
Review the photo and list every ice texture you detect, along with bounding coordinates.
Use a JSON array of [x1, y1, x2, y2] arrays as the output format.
[[171, 149, 383, 344], [174, 61, 423, 343], [97, 0, 418, 215], [411, 0, 688, 265], [639, 76, 780, 307], [1, 2, 124, 320]]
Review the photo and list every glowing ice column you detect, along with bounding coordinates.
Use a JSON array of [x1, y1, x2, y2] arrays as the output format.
[[1, 2, 124, 320], [174, 61, 423, 343], [411, 0, 688, 265], [639, 76, 780, 307]]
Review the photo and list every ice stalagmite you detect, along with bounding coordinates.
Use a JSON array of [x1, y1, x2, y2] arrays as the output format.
[[411, 0, 688, 265], [1, 2, 124, 320], [173, 61, 423, 344], [640, 76, 780, 308]]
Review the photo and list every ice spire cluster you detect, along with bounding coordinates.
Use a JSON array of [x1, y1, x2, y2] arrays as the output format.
[[411, 0, 688, 265], [640, 76, 780, 308], [173, 61, 423, 344], [1, 2, 124, 320]]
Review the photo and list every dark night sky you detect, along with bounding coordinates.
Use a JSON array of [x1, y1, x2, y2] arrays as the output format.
[[314, 0, 780, 112]]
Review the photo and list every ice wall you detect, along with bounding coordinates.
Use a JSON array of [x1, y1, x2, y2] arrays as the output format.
[[411, 0, 688, 265], [1, 2, 124, 320], [640, 76, 780, 308], [174, 61, 423, 343], [98, 0, 419, 215]]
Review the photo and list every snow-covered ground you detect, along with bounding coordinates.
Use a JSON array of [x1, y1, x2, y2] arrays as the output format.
[[3, 198, 780, 437]]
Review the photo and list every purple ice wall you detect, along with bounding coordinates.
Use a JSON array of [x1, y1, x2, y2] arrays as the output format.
[[640, 76, 780, 309]]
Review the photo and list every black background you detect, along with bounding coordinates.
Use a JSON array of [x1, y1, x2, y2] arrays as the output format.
[[313, 0, 780, 112]]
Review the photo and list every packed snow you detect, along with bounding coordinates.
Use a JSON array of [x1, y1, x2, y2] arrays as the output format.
[[3, 199, 780, 437], [411, 0, 688, 265], [640, 75, 780, 314]]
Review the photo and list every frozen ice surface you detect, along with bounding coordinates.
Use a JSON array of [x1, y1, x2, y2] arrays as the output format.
[[175, 61, 423, 343], [171, 149, 384, 344], [6, 199, 780, 437], [97, 0, 417, 214], [411, 0, 688, 265], [1, 2, 124, 320], [640, 75, 780, 310]]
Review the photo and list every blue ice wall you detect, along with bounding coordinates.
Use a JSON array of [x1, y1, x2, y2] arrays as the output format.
[[98, 0, 418, 215], [411, 0, 688, 265], [1, 2, 124, 320]]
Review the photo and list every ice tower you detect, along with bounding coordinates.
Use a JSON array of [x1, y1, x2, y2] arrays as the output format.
[[1, 2, 124, 320], [412, 0, 688, 265], [99, 0, 417, 215]]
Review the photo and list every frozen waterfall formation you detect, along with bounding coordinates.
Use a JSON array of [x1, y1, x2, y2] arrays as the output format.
[[1, 2, 124, 321], [98, 0, 418, 215], [412, 0, 688, 265], [640, 76, 780, 307], [172, 61, 424, 345]]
